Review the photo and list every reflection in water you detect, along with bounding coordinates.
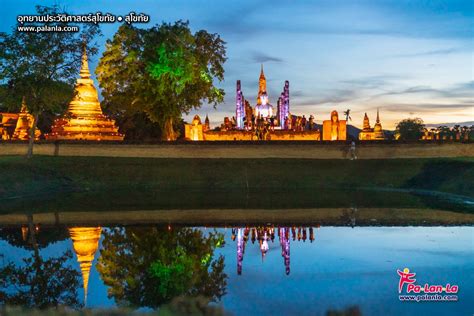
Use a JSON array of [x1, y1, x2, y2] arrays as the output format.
[[0, 224, 81, 309], [0, 220, 472, 315], [68, 227, 102, 305], [96, 226, 226, 309], [233, 226, 316, 275]]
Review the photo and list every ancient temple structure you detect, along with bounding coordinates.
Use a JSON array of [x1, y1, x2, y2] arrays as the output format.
[[184, 115, 204, 141], [358, 109, 385, 140], [322, 110, 347, 141], [12, 97, 41, 140], [0, 113, 19, 140], [46, 48, 123, 141], [254, 65, 274, 119], [69, 226, 102, 305], [233, 226, 315, 276], [184, 66, 322, 141]]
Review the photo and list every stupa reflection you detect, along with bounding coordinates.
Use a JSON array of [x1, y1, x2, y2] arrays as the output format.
[[232, 226, 317, 275], [68, 226, 102, 305]]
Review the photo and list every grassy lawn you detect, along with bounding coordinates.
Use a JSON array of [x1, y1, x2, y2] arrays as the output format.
[[0, 156, 472, 213]]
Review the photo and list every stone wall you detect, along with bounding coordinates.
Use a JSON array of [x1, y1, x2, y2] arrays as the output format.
[[1, 141, 472, 159]]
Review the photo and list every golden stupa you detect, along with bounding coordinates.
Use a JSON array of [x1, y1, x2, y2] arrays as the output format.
[[46, 48, 123, 141], [69, 226, 102, 305], [11, 97, 41, 140]]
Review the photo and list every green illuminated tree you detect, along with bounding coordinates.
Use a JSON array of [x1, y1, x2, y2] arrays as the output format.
[[0, 5, 101, 157], [96, 21, 226, 140], [96, 226, 226, 309]]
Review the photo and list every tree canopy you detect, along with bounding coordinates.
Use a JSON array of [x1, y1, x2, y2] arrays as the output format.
[[0, 4, 101, 156], [395, 118, 425, 141], [96, 21, 226, 140], [96, 226, 227, 308]]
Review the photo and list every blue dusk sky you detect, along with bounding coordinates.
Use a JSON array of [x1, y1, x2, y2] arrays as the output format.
[[1, 0, 473, 129]]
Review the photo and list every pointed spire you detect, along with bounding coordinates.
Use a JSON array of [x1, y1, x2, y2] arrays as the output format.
[[20, 96, 27, 112], [79, 45, 91, 79], [260, 64, 265, 79], [376, 108, 380, 123], [363, 112, 370, 130]]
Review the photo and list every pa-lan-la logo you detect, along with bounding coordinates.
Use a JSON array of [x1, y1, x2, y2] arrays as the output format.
[[397, 268, 459, 294]]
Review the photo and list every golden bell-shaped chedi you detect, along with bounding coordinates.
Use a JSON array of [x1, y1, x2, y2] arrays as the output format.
[[46, 48, 123, 141], [12, 97, 41, 140], [69, 226, 102, 305], [373, 109, 384, 139]]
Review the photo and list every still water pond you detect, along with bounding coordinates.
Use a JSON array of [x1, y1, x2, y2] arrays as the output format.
[[0, 223, 472, 315]]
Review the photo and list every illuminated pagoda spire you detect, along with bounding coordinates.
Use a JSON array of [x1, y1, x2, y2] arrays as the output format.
[[46, 46, 123, 141], [204, 114, 210, 131], [373, 108, 384, 139], [69, 227, 102, 306], [257, 64, 267, 105], [362, 113, 371, 131]]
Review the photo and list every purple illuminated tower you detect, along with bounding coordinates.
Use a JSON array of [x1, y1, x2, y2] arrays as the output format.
[[236, 80, 245, 129], [237, 228, 244, 275], [279, 227, 290, 275], [278, 81, 290, 129]]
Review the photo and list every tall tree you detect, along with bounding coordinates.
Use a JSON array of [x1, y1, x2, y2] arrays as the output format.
[[395, 118, 425, 141], [96, 226, 227, 308], [0, 5, 101, 157], [96, 21, 226, 140]]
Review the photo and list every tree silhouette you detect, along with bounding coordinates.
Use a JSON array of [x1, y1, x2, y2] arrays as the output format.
[[343, 109, 351, 121], [0, 225, 69, 250], [395, 118, 425, 141], [0, 5, 101, 157], [97, 226, 227, 309], [0, 222, 81, 309]]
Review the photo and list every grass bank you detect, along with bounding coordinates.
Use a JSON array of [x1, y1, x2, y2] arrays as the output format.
[[0, 156, 472, 213]]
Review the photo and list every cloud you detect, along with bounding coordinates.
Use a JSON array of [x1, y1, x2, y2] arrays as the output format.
[[291, 90, 304, 97], [393, 47, 464, 58], [296, 89, 358, 106], [381, 103, 472, 113], [251, 51, 284, 63], [340, 75, 408, 89], [373, 81, 474, 99]]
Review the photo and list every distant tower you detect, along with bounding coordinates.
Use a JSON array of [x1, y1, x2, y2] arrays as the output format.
[[204, 114, 210, 131], [237, 228, 244, 275], [278, 81, 290, 128], [363, 113, 371, 131], [279, 227, 290, 275], [257, 64, 267, 105], [236, 80, 245, 129], [373, 108, 384, 139]]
